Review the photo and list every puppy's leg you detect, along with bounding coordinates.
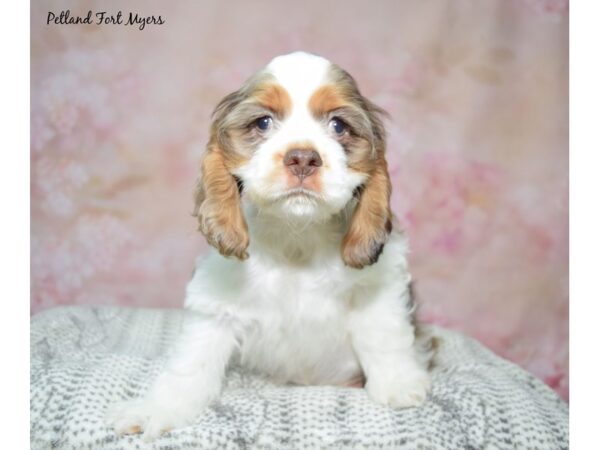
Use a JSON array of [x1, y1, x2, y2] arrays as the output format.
[[348, 287, 430, 409], [106, 312, 237, 440]]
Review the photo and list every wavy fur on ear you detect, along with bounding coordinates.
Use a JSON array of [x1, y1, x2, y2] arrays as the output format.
[[193, 76, 276, 261], [193, 71, 284, 260], [342, 98, 392, 269], [193, 145, 249, 260]]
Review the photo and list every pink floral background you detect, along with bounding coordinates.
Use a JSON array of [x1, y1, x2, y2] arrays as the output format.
[[31, 0, 569, 399]]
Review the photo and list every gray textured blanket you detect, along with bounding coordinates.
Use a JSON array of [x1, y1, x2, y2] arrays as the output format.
[[30, 306, 568, 449]]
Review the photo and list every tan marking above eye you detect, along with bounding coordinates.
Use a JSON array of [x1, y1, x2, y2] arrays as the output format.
[[253, 83, 292, 118], [308, 85, 349, 118]]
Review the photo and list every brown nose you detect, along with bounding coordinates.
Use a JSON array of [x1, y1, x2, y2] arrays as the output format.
[[283, 148, 323, 180]]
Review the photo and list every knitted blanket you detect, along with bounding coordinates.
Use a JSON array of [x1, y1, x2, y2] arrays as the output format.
[[30, 306, 568, 449]]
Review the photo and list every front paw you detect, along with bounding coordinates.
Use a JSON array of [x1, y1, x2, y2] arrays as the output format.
[[366, 369, 431, 409], [106, 397, 203, 441]]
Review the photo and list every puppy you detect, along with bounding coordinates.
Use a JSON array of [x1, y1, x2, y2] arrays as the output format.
[[108, 52, 433, 440]]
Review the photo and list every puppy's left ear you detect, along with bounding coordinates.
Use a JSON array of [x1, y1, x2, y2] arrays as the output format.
[[342, 99, 392, 269]]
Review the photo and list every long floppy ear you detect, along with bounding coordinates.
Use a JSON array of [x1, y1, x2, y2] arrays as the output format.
[[193, 144, 249, 260], [342, 100, 392, 269], [194, 87, 251, 260]]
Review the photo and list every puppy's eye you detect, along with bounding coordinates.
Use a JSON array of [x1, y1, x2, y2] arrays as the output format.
[[329, 118, 347, 136], [255, 116, 273, 132]]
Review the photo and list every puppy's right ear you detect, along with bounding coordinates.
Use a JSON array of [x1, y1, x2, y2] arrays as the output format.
[[193, 144, 249, 260], [193, 89, 250, 260]]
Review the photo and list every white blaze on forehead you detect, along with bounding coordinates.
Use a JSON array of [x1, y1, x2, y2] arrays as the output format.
[[266, 52, 331, 107]]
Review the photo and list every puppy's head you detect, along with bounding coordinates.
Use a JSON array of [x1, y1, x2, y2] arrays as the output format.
[[194, 52, 392, 268]]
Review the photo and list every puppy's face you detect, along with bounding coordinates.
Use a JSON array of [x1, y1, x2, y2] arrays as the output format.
[[195, 52, 392, 268]]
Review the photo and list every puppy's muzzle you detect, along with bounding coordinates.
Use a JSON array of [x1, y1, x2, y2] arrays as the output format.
[[283, 148, 322, 181]]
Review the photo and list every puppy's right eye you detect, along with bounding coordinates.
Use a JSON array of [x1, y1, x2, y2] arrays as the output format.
[[255, 116, 273, 132]]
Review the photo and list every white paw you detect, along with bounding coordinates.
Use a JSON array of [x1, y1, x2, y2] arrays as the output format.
[[106, 397, 202, 441], [366, 369, 431, 409]]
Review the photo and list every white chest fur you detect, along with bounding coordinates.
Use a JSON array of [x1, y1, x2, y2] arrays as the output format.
[[184, 223, 410, 386]]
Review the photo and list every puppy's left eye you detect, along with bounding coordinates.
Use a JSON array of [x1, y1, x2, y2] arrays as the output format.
[[328, 118, 347, 136]]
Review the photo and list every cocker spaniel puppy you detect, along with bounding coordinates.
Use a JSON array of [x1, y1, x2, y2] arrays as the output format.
[[108, 51, 433, 440]]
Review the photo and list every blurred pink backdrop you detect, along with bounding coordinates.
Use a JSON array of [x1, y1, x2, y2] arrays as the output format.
[[31, 0, 569, 399]]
